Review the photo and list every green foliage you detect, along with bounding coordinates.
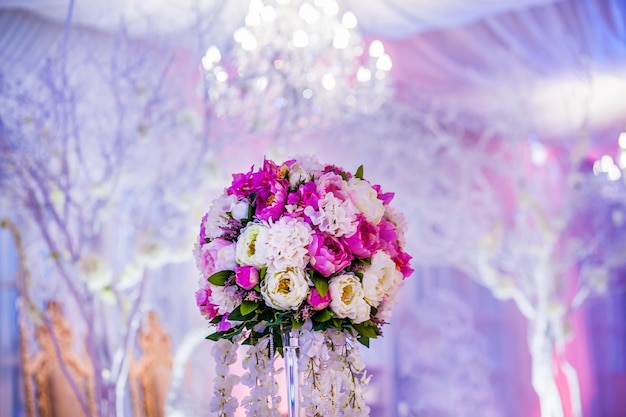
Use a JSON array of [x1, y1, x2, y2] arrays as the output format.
[[208, 270, 233, 286]]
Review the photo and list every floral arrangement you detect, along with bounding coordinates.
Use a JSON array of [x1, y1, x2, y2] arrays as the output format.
[[194, 156, 412, 416]]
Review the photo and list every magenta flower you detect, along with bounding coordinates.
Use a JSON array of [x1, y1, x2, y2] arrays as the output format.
[[394, 250, 414, 279], [227, 165, 264, 199], [308, 232, 353, 277], [286, 182, 319, 219], [218, 313, 232, 332], [195, 284, 219, 319], [343, 215, 380, 258], [307, 287, 331, 311], [373, 184, 394, 205], [200, 239, 237, 278], [255, 179, 288, 221], [199, 212, 209, 243], [235, 265, 260, 290], [377, 219, 400, 258]]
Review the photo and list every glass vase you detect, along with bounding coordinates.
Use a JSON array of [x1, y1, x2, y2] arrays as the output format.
[[280, 324, 300, 417]]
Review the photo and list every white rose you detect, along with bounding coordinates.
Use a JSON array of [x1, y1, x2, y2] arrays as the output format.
[[236, 222, 269, 267], [328, 274, 370, 324], [362, 251, 403, 307], [261, 267, 309, 310], [348, 178, 385, 225]]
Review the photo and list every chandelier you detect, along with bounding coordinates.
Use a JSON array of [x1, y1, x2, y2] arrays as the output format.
[[202, 0, 393, 131]]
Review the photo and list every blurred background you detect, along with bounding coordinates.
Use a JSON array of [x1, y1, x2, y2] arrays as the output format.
[[0, 0, 625, 416]]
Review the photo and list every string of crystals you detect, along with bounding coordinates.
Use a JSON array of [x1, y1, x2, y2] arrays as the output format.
[[202, 0, 393, 131]]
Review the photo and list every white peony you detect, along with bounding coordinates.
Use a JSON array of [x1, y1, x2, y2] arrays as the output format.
[[328, 274, 370, 324], [236, 222, 269, 267], [362, 251, 403, 307], [287, 155, 323, 186], [304, 192, 358, 237], [347, 177, 385, 225], [204, 194, 250, 239], [261, 267, 309, 310], [209, 284, 241, 315], [265, 217, 312, 270]]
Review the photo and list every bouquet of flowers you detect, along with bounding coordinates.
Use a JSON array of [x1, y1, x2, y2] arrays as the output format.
[[194, 156, 412, 416]]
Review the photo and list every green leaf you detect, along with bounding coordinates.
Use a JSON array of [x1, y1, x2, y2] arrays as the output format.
[[205, 324, 245, 341], [208, 270, 233, 286], [228, 305, 250, 322], [353, 322, 378, 339], [291, 318, 304, 330], [247, 193, 257, 221], [332, 318, 343, 328], [311, 274, 329, 297], [259, 267, 267, 281], [240, 300, 259, 316], [340, 172, 348, 181], [312, 309, 333, 323], [355, 164, 364, 179], [209, 315, 223, 324], [357, 335, 370, 348]]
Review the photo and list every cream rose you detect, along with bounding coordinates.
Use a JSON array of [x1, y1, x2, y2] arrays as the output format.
[[328, 274, 370, 324], [235, 223, 269, 267], [261, 267, 309, 310], [348, 177, 385, 225], [362, 251, 403, 307]]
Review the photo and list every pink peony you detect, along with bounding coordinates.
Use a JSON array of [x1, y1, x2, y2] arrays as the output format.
[[307, 287, 331, 311], [308, 232, 353, 277], [200, 239, 237, 278], [343, 215, 380, 258], [316, 172, 351, 201], [195, 284, 219, 319], [235, 265, 260, 290]]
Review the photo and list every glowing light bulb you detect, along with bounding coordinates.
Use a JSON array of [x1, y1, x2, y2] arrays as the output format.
[[356, 67, 371, 82], [619, 132, 626, 149], [293, 30, 309, 47], [299, 3, 320, 23], [341, 11, 357, 28], [376, 54, 392, 71], [369, 40, 384, 57], [322, 74, 336, 90], [333, 28, 350, 49]]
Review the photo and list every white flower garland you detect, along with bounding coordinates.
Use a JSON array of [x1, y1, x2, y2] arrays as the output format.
[[211, 338, 240, 416], [299, 328, 371, 417], [240, 335, 282, 417]]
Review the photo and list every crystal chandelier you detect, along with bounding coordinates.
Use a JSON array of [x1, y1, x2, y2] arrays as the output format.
[[202, 0, 393, 131]]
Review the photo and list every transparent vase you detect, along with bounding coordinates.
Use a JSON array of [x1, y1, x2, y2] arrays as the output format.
[[280, 324, 300, 417]]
